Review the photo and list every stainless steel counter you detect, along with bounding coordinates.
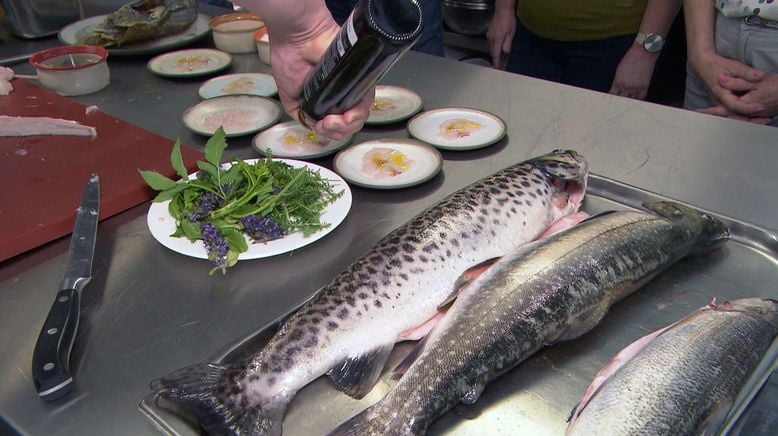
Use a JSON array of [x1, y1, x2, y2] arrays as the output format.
[[1, 9, 777, 435]]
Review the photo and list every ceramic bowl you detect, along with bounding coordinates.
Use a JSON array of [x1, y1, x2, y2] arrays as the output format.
[[254, 27, 270, 65], [209, 13, 265, 54], [29, 45, 109, 96]]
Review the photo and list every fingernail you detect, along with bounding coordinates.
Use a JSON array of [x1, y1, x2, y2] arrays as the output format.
[[719, 75, 730, 83]]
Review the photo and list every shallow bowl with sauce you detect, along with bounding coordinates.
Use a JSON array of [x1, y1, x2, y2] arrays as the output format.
[[29, 45, 109, 96], [254, 27, 271, 65], [209, 13, 265, 54]]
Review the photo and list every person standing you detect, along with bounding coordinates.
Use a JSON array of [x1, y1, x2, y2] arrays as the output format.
[[683, 0, 778, 126], [487, 0, 681, 100]]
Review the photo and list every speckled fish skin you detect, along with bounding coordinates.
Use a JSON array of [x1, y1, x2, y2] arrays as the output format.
[[567, 298, 778, 436], [151, 150, 589, 435], [329, 201, 730, 436]]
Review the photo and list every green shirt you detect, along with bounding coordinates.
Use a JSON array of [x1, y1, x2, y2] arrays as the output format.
[[517, 0, 648, 41]]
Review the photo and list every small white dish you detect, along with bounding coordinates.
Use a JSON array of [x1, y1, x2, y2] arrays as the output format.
[[147, 48, 232, 78], [182, 95, 282, 137], [333, 138, 443, 189], [209, 13, 265, 54], [29, 45, 109, 96], [252, 121, 354, 159], [198, 73, 277, 99], [254, 27, 270, 65], [367, 85, 423, 125], [146, 159, 352, 260], [407, 108, 506, 150]]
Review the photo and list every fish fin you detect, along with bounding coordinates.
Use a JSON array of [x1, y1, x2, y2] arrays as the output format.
[[151, 362, 284, 435], [327, 409, 372, 436], [391, 334, 432, 380], [443, 257, 501, 308], [461, 380, 487, 405], [567, 324, 675, 426], [548, 304, 611, 345], [328, 345, 393, 399]]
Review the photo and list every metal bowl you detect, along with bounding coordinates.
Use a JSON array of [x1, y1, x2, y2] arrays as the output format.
[[442, 0, 495, 36]]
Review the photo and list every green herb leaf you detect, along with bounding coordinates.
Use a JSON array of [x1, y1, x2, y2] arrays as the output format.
[[204, 127, 227, 166], [171, 139, 188, 179], [140, 170, 177, 190], [197, 160, 219, 178]]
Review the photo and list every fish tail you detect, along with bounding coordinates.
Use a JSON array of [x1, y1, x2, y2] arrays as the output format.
[[151, 363, 283, 435]]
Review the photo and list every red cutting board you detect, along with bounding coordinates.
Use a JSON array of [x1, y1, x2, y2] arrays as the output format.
[[0, 79, 203, 262]]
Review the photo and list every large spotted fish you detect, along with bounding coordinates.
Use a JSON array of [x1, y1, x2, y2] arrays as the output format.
[[329, 202, 730, 435], [151, 150, 588, 435]]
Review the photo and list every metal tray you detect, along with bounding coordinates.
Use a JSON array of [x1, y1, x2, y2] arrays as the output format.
[[139, 174, 778, 435]]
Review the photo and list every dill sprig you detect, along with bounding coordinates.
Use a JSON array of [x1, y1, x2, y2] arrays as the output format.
[[140, 127, 343, 274]]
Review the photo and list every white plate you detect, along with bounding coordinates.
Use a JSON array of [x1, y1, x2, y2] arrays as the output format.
[[59, 14, 211, 56], [183, 95, 282, 137], [333, 139, 443, 189], [198, 73, 278, 99], [252, 121, 354, 159], [147, 48, 231, 78], [366, 85, 423, 125], [407, 108, 507, 150], [146, 159, 352, 260]]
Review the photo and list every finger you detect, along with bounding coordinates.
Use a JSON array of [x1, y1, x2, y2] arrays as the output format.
[[696, 105, 733, 117], [718, 93, 765, 115], [723, 64, 765, 82], [718, 75, 758, 92]]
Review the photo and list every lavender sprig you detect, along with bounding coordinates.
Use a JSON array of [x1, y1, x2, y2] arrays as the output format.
[[241, 215, 285, 243], [200, 222, 229, 274]]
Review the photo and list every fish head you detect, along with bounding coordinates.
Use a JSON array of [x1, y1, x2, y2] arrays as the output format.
[[716, 298, 778, 329], [642, 201, 730, 254], [530, 149, 589, 216]]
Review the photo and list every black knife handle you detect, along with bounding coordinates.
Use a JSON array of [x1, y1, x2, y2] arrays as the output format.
[[31, 288, 80, 402]]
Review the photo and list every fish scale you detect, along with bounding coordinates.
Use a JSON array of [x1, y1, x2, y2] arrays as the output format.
[[329, 202, 730, 435], [152, 150, 588, 435]]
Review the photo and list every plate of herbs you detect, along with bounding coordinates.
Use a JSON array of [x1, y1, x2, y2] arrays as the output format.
[[141, 128, 351, 274]]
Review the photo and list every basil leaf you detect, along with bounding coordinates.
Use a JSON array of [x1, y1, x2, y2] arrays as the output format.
[[171, 139, 188, 179], [205, 127, 227, 166], [140, 170, 177, 190]]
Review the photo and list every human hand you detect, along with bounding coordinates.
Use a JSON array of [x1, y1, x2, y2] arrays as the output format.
[[608, 46, 657, 100], [234, 0, 370, 139], [485, 6, 516, 69], [719, 73, 778, 119], [689, 50, 766, 116]]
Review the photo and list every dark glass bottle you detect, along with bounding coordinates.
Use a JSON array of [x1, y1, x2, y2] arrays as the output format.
[[298, 0, 423, 127]]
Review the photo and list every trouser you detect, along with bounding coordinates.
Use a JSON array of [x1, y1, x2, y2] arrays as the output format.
[[506, 20, 636, 93], [684, 13, 778, 127]]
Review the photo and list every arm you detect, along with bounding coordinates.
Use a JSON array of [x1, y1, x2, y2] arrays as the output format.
[[609, 0, 681, 100], [683, 0, 766, 117], [232, 0, 371, 139], [485, 0, 517, 69]]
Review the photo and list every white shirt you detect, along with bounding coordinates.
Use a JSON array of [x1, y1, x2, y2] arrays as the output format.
[[716, 0, 778, 20]]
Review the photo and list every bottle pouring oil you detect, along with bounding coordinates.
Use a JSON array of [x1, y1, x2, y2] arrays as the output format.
[[299, 0, 423, 128]]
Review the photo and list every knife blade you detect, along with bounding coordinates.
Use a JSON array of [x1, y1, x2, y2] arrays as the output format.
[[31, 174, 100, 402]]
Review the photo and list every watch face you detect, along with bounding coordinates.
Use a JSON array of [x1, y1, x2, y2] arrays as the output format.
[[643, 33, 663, 53]]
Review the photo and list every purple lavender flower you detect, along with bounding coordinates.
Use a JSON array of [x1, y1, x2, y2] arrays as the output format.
[[240, 215, 285, 243], [186, 192, 222, 221], [200, 222, 229, 272]]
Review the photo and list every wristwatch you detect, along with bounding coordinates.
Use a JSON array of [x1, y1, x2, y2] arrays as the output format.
[[635, 32, 664, 53]]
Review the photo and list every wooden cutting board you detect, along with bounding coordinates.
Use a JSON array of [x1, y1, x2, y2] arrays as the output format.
[[0, 79, 203, 262]]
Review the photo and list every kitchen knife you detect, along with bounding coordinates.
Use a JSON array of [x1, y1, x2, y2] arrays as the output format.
[[31, 174, 100, 402]]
